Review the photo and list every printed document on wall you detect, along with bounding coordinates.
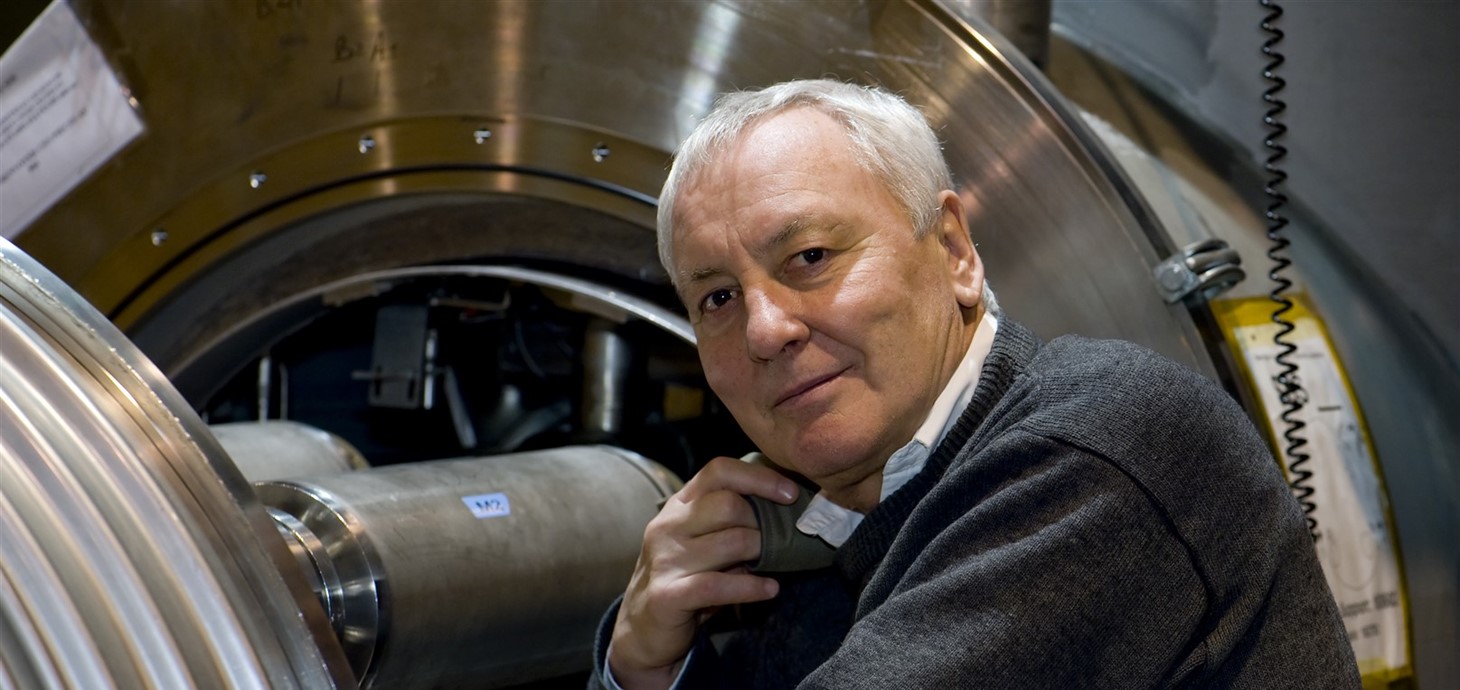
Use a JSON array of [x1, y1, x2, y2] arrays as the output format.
[[0, 0, 144, 239]]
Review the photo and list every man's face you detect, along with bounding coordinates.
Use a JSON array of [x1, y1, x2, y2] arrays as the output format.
[[670, 108, 983, 510]]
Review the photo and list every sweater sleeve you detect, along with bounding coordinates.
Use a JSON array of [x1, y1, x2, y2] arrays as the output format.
[[588, 598, 708, 690], [588, 597, 720, 690], [589, 570, 859, 689], [802, 431, 1210, 690]]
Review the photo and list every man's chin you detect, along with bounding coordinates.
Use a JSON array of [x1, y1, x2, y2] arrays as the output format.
[[773, 438, 879, 492]]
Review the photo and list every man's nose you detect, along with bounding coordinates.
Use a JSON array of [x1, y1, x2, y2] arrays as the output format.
[[743, 285, 809, 362]]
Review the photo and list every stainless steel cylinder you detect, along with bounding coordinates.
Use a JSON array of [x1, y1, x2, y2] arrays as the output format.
[[0, 238, 351, 689], [582, 319, 633, 436], [211, 421, 370, 482], [256, 445, 681, 690]]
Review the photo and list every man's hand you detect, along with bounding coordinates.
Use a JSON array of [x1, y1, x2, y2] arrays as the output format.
[[608, 456, 799, 690]]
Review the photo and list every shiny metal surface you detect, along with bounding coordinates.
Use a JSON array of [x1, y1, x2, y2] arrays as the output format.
[[267, 506, 349, 638], [257, 446, 681, 690], [211, 421, 370, 482], [582, 320, 633, 436], [260, 487, 383, 686], [945, 0, 1052, 67], [1153, 239, 1244, 304], [19, 0, 1217, 382], [0, 237, 351, 688]]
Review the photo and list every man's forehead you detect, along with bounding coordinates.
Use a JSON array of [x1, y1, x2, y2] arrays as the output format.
[[666, 107, 869, 290], [724, 108, 843, 168], [674, 109, 853, 215], [675, 216, 816, 288], [679, 108, 842, 185]]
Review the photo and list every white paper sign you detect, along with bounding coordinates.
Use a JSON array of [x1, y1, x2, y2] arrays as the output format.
[[0, 0, 144, 239], [1233, 327, 1407, 674]]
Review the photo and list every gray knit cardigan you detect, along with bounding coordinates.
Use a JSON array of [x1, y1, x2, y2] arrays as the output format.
[[593, 320, 1360, 689]]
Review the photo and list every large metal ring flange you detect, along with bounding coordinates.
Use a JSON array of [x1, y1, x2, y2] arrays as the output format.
[[0, 237, 352, 689], [78, 115, 668, 332]]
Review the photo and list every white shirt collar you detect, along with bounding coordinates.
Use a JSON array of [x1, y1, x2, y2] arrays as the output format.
[[795, 311, 999, 547]]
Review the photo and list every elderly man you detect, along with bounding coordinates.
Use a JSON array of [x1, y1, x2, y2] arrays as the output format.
[[594, 79, 1358, 689]]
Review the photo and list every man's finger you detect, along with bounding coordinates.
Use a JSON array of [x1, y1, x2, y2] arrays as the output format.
[[680, 525, 762, 572], [675, 455, 799, 504], [670, 489, 759, 538], [663, 569, 780, 613]]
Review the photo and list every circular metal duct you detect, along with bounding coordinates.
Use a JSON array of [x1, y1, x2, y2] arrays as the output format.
[[18, 0, 1218, 383], [0, 237, 351, 688]]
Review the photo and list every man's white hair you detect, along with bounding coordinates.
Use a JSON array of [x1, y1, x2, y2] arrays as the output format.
[[657, 78, 998, 315]]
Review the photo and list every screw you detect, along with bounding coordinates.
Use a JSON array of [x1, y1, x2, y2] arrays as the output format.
[[248, 172, 267, 189], [1156, 264, 1190, 291], [150, 229, 168, 246], [473, 128, 492, 144], [592, 143, 611, 163], [358, 135, 376, 153]]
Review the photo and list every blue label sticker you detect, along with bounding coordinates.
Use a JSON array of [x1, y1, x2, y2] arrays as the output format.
[[462, 492, 511, 519]]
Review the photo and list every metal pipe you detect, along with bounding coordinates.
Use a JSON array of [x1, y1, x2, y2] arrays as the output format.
[[211, 421, 370, 482], [256, 445, 680, 690], [257, 353, 272, 420], [582, 319, 633, 436]]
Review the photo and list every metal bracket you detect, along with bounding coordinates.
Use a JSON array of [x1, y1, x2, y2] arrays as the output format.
[[355, 304, 430, 408], [1154, 238, 1245, 303], [351, 303, 477, 449]]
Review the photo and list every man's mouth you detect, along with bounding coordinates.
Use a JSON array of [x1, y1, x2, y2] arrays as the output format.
[[774, 368, 850, 407]]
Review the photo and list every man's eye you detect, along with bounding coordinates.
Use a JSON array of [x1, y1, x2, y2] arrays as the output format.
[[797, 248, 826, 265], [701, 288, 737, 313]]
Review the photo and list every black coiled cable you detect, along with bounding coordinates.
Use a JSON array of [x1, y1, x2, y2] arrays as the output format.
[[1260, 0, 1319, 542]]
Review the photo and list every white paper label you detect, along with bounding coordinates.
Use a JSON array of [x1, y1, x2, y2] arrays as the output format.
[[1233, 327, 1406, 672], [0, 0, 144, 238], [462, 492, 511, 519]]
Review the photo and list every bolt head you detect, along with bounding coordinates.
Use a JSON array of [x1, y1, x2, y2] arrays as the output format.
[[1156, 264, 1190, 291]]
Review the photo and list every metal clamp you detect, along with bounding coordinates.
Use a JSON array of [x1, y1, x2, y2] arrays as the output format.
[[1154, 239, 1245, 303]]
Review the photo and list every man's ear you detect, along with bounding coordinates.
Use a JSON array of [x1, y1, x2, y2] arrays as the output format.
[[935, 189, 984, 310]]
